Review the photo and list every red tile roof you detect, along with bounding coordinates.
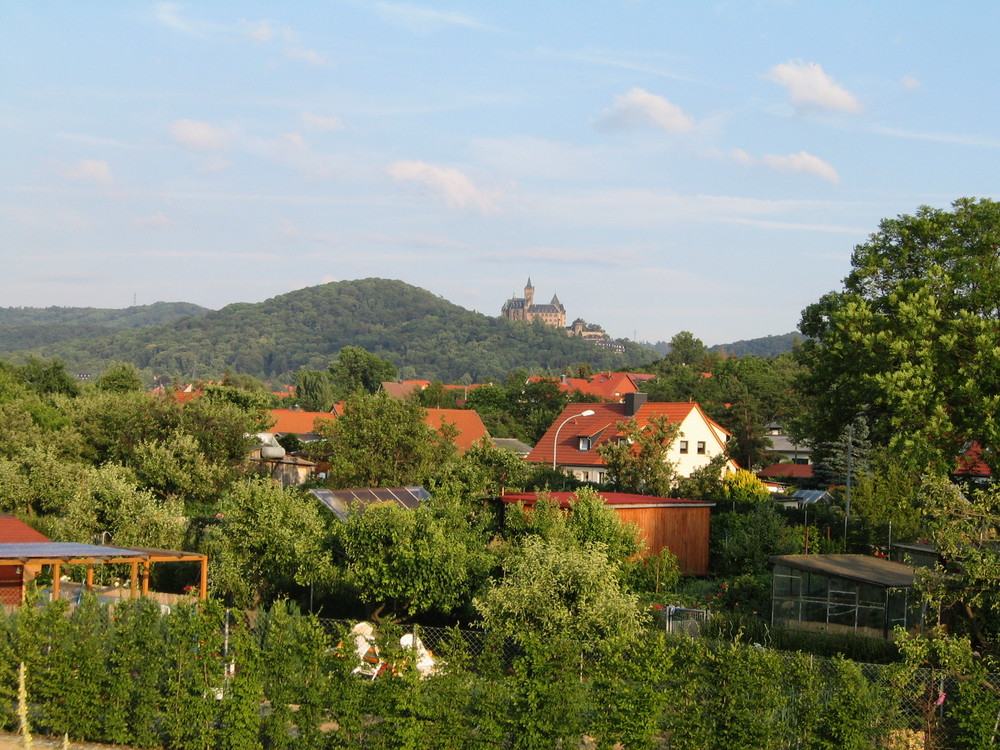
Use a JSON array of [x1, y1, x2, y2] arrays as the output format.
[[757, 463, 814, 479], [526, 401, 712, 468], [501, 491, 711, 508], [526, 373, 647, 402], [268, 409, 337, 434], [268, 407, 489, 454], [955, 441, 992, 477], [0, 515, 51, 543], [425, 408, 490, 453]]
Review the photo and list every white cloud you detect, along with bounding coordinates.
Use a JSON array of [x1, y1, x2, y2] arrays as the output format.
[[134, 212, 176, 229], [900, 75, 922, 91], [595, 88, 695, 134], [242, 19, 276, 42], [170, 119, 229, 150], [154, 3, 197, 35], [766, 60, 863, 114], [387, 160, 495, 211], [303, 113, 345, 132], [373, 3, 496, 32], [729, 148, 840, 183], [65, 159, 115, 186], [287, 47, 328, 66]]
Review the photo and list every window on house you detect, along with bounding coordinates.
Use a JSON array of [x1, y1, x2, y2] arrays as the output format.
[[697, 441, 706, 454], [578, 437, 591, 451], [581, 471, 590, 481], [679, 441, 688, 454]]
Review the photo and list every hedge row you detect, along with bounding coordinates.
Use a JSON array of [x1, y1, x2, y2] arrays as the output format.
[[1, 597, 996, 749]]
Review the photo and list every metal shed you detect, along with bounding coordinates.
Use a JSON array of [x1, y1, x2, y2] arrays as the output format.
[[770, 554, 925, 639]]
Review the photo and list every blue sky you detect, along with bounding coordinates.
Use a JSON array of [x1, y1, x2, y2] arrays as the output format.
[[2, 2, 998, 347]]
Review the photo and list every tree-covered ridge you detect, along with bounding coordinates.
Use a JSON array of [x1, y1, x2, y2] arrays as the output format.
[[0, 301, 212, 328], [710, 331, 803, 357], [0, 302, 214, 355], [2, 279, 653, 383]]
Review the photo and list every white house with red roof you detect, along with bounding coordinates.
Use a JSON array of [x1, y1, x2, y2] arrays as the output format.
[[527, 393, 738, 483]]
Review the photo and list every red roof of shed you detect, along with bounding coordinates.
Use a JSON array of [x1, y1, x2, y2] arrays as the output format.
[[0, 515, 51, 543]]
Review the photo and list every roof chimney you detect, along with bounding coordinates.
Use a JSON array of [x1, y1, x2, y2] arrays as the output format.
[[624, 392, 647, 417]]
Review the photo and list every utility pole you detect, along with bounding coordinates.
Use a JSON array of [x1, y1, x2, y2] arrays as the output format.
[[843, 421, 853, 542]]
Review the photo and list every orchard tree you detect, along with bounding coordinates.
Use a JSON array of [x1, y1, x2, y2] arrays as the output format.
[[798, 198, 1000, 472], [474, 535, 642, 644], [310, 391, 457, 488], [597, 415, 679, 496]]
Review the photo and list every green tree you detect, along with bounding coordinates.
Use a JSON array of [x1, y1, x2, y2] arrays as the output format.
[[337, 502, 491, 617], [474, 535, 642, 644], [200, 480, 334, 609], [328, 345, 398, 398], [16, 357, 81, 397], [798, 198, 1000, 471], [597, 415, 679, 496], [721, 469, 772, 504], [294, 369, 335, 412], [310, 391, 457, 488], [94, 362, 144, 393]]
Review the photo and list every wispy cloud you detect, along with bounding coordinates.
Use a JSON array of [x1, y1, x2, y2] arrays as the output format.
[[595, 88, 695, 134], [482, 246, 637, 267], [728, 148, 840, 183], [372, 2, 498, 33], [537, 48, 700, 84], [766, 60, 863, 114], [302, 113, 345, 132], [900, 75, 922, 91], [134, 212, 176, 229], [156, 7, 329, 65], [170, 119, 230, 150], [154, 3, 201, 36], [388, 160, 496, 212], [57, 132, 142, 149], [870, 125, 1000, 149], [64, 159, 115, 186]]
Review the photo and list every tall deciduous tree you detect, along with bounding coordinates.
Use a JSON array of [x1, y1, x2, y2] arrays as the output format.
[[797, 198, 1000, 472], [327, 346, 397, 398]]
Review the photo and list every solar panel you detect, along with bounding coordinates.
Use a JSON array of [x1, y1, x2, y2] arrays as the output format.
[[309, 487, 429, 521]]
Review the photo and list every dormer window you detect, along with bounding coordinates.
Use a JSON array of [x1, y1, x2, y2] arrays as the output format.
[[578, 437, 591, 451]]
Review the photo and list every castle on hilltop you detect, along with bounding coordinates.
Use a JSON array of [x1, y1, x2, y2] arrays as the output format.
[[500, 278, 567, 329]]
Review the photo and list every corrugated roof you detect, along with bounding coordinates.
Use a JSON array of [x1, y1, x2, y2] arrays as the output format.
[[770, 554, 915, 588], [0, 543, 161, 562]]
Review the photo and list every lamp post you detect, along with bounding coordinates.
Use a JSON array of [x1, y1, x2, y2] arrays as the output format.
[[552, 409, 596, 471]]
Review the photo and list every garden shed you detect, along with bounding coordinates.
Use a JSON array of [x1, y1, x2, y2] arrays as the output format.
[[770, 554, 925, 639], [500, 491, 714, 575]]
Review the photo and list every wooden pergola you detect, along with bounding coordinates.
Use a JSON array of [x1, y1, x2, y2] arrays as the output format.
[[0, 543, 208, 603]]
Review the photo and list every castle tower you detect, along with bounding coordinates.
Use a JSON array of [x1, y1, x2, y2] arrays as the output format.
[[524, 277, 535, 308]]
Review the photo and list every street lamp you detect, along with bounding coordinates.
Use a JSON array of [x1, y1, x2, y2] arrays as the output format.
[[552, 409, 596, 470]]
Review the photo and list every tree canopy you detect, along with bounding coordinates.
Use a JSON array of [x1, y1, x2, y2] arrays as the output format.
[[797, 198, 1000, 472]]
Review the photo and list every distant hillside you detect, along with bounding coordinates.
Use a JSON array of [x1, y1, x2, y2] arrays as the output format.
[[0, 302, 213, 352], [709, 332, 803, 357], [1, 279, 653, 383]]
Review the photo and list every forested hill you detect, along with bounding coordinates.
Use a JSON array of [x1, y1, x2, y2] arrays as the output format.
[[709, 332, 803, 357], [0, 302, 213, 352], [1, 279, 652, 383]]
